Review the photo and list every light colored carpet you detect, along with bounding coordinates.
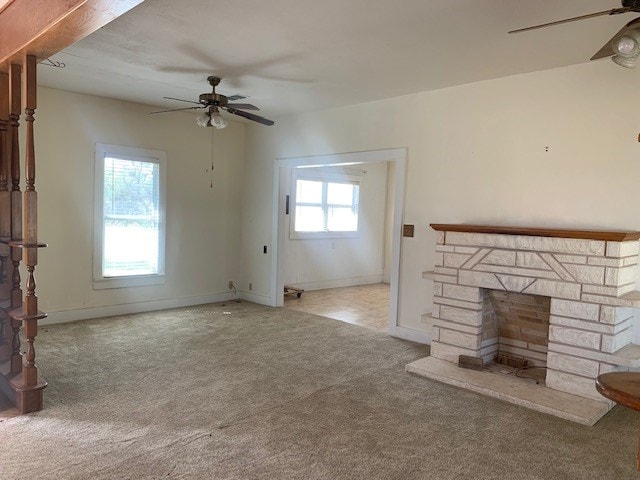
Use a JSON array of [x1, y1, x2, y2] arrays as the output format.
[[0, 300, 638, 479]]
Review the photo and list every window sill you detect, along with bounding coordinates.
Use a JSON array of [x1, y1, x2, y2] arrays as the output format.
[[289, 231, 360, 240], [93, 274, 166, 290]]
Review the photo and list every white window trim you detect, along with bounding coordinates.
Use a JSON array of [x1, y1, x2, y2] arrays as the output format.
[[93, 143, 167, 289], [289, 171, 361, 240]]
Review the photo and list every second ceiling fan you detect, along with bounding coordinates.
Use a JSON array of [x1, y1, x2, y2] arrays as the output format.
[[509, 0, 640, 67], [150, 76, 274, 128]]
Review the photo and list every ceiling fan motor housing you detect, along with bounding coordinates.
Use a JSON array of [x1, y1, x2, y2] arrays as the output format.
[[199, 93, 228, 107], [201, 76, 228, 106]]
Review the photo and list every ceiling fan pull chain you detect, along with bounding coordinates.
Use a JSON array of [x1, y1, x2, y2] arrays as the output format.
[[210, 128, 215, 189]]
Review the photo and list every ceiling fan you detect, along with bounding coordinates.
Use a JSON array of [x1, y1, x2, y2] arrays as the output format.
[[150, 76, 274, 128], [509, 0, 640, 68]]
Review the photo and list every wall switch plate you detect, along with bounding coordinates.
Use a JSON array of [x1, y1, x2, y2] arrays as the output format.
[[263, 245, 267, 254], [403, 224, 415, 237]]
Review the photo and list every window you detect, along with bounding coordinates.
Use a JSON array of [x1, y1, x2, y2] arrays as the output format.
[[94, 144, 166, 289], [291, 173, 360, 239]]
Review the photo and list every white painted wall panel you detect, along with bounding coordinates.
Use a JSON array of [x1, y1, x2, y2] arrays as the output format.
[[241, 60, 640, 337], [36, 87, 245, 316]]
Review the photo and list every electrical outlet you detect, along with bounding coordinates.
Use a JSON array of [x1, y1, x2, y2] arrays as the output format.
[[403, 224, 415, 238], [249, 282, 253, 291], [228, 280, 234, 290]]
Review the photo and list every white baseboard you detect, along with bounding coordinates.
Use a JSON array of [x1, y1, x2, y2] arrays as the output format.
[[42, 292, 236, 326], [393, 325, 431, 344], [288, 274, 383, 292], [239, 291, 273, 306]]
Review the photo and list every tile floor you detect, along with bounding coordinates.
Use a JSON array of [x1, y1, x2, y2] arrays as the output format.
[[283, 282, 390, 332]]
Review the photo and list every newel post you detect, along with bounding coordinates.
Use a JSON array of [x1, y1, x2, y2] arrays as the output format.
[[22, 54, 39, 386], [13, 55, 48, 407]]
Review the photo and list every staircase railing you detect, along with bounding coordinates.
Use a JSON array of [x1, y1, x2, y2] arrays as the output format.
[[0, 55, 47, 413]]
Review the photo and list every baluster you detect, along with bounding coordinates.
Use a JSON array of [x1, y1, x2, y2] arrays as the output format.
[[23, 266, 36, 382], [0, 72, 8, 363], [7, 64, 22, 376], [21, 55, 41, 388]]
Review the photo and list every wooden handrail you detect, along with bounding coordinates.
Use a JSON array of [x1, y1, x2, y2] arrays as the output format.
[[0, 0, 144, 72]]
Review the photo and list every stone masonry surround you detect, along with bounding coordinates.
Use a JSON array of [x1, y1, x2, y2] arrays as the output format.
[[421, 226, 640, 406]]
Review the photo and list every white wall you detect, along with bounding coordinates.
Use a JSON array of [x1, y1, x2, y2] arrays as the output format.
[[382, 162, 395, 284], [241, 60, 640, 340], [283, 163, 388, 290], [35, 87, 246, 321]]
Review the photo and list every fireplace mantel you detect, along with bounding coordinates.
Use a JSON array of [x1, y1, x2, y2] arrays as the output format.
[[430, 224, 640, 242]]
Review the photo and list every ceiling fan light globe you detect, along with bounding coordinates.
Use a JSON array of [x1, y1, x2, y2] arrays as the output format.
[[196, 112, 210, 127], [212, 118, 228, 129], [612, 53, 638, 68], [614, 36, 638, 55], [210, 111, 228, 129]]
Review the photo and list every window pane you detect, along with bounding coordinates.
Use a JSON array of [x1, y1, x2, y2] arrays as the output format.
[[103, 157, 159, 277], [327, 206, 358, 232], [296, 179, 322, 204], [327, 182, 356, 206], [295, 206, 324, 232]]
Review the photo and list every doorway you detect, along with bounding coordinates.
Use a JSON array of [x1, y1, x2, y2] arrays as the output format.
[[271, 149, 407, 335]]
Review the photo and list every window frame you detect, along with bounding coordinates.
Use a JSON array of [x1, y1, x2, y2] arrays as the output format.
[[93, 143, 167, 289], [289, 171, 361, 240]]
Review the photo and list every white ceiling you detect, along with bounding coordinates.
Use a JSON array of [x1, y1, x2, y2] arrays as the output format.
[[38, 0, 633, 119]]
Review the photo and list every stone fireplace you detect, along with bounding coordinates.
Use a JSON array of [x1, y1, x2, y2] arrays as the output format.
[[406, 224, 640, 425]]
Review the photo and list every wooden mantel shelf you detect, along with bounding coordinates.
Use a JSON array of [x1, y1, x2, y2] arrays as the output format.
[[430, 224, 640, 242]]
